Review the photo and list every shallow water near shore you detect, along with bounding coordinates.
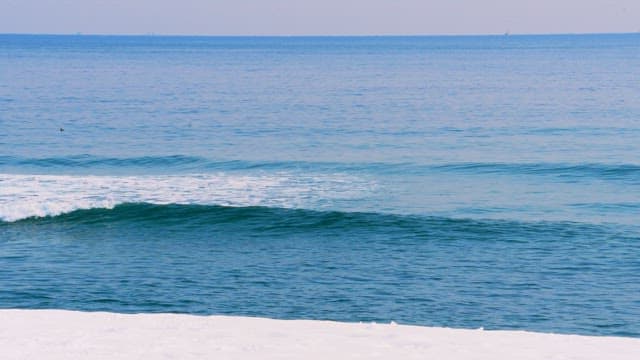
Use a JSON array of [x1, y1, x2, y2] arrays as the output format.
[[1, 34, 639, 337]]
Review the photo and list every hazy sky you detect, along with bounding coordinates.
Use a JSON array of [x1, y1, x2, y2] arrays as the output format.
[[1, 0, 639, 35]]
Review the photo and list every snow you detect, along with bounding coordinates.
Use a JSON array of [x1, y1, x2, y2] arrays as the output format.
[[1, 310, 638, 359]]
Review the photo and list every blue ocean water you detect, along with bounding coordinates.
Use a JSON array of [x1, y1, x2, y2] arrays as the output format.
[[1, 34, 639, 337]]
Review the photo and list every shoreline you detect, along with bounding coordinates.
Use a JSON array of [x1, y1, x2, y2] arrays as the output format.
[[1, 310, 638, 359]]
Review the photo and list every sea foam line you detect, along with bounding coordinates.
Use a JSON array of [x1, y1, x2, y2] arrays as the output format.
[[0, 173, 375, 222]]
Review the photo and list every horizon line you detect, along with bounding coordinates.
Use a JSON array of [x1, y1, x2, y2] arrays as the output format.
[[2, 31, 639, 38]]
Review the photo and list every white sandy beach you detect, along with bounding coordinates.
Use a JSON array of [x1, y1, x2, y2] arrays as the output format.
[[1, 310, 638, 359]]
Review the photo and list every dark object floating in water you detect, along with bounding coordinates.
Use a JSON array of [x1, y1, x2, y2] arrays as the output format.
[[59, 128, 64, 132]]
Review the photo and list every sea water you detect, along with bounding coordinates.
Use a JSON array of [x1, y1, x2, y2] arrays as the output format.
[[1, 34, 639, 337]]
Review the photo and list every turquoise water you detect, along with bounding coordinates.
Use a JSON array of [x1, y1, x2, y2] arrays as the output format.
[[1, 34, 639, 337]]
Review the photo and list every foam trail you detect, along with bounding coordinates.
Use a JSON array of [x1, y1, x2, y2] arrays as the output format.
[[0, 173, 375, 222]]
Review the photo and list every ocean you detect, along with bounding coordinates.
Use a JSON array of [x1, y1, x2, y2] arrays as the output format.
[[1, 34, 639, 337]]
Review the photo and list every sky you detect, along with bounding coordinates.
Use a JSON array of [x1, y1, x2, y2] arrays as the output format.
[[1, 0, 639, 36]]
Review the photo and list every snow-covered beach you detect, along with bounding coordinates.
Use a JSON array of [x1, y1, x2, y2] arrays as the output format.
[[1, 310, 638, 359]]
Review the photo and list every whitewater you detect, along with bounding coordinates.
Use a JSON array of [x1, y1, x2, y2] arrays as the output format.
[[0, 172, 375, 222]]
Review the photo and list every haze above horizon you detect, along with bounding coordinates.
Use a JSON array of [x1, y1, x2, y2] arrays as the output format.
[[1, 0, 639, 36]]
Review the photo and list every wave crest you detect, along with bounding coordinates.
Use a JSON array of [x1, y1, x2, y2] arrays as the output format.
[[2, 155, 640, 182], [5, 202, 625, 244], [0, 173, 375, 222]]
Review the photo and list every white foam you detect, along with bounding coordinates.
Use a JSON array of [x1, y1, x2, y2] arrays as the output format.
[[0, 172, 375, 222]]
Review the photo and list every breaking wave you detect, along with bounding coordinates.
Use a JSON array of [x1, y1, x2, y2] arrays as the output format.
[[0, 173, 375, 222]]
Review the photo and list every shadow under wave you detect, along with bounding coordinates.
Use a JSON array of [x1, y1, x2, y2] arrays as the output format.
[[3, 202, 630, 243]]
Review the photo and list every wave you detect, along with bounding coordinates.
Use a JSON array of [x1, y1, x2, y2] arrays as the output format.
[[0, 155, 207, 172], [432, 163, 640, 181], [3, 202, 619, 240], [2, 155, 639, 181], [0, 173, 375, 222]]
